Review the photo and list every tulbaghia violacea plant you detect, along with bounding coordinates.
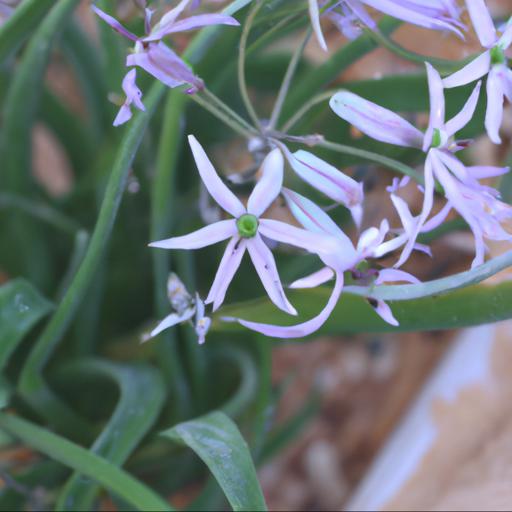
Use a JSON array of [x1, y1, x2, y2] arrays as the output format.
[[308, 0, 463, 51], [443, 0, 512, 144], [92, 0, 239, 125], [330, 62, 512, 268], [150, 136, 338, 316]]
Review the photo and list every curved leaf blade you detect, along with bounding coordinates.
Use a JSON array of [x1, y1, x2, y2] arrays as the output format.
[[57, 359, 166, 511], [0, 278, 53, 370], [0, 413, 173, 512], [161, 411, 267, 511]]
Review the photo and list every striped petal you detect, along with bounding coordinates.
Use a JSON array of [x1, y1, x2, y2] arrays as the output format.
[[247, 148, 283, 217], [330, 91, 423, 149], [485, 66, 505, 144], [188, 135, 245, 217], [149, 220, 236, 249], [442, 51, 491, 88], [247, 235, 297, 316]]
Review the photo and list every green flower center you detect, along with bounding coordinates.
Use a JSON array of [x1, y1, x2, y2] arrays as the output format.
[[236, 214, 259, 238], [431, 128, 442, 148], [491, 45, 506, 65]]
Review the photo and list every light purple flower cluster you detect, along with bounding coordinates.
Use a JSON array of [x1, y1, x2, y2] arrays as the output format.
[[92, 0, 239, 125], [126, 0, 511, 343], [308, 0, 464, 50]]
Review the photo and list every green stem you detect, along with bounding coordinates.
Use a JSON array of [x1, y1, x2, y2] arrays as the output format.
[[18, 83, 165, 435], [238, 0, 264, 130], [281, 89, 335, 133], [316, 139, 424, 184], [268, 29, 311, 130], [365, 27, 476, 74]]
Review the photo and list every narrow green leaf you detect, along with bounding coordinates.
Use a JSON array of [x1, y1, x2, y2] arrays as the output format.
[[162, 411, 267, 512], [18, 82, 165, 432], [0, 413, 173, 511], [0, 0, 55, 63], [56, 359, 166, 511], [214, 279, 512, 336], [0, 279, 53, 370]]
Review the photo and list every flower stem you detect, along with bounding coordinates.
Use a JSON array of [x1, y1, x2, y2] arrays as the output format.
[[238, 0, 264, 131]]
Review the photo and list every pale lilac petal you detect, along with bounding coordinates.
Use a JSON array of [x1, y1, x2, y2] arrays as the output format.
[[91, 5, 139, 41], [259, 218, 339, 255], [345, 0, 377, 30], [113, 105, 133, 127], [247, 149, 283, 217], [147, 13, 239, 41], [287, 149, 364, 209], [329, 91, 423, 149], [498, 17, 512, 49], [350, 203, 364, 230], [390, 194, 414, 234], [503, 67, 512, 102], [149, 307, 195, 338], [282, 188, 347, 238], [466, 0, 498, 48], [445, 80, 481, 138], [308, 0, 328, 51], [356, 219, 389, 256], [228, 271, 344, 339], [371, 299, 398, 326], [362, 0, 463, 37], [205, 237, 247, 311], [386, 175, 410, 193], [466, 165, 509, 179], [149, 0, 190, 38], [195, 316, 211, 345], [127, 42, 203, 90], [421, 202, 452, 232], [436, 150, 472, 183], [247, 234, 297, 316], [423, 63, 445, 151], [289, 267, 335, 289], [375, 268, 420, 285], [188, 135, 245, 217], [395, 151, 436, 267], [442, 51, 491, 88], [122, 69, 145, 111], [485, 66, 505, 144], [149, 219, 236, 249]]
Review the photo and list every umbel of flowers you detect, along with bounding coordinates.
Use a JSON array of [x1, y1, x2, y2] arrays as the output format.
[[94, 0, 512, 343]]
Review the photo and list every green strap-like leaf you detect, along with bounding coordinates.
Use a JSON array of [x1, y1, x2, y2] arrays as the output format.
[[0, 279, 53, 371], [0, 413, 173, 511], [0, 0, 56, 63], [56, 359, 166, 511], [162, 411, 267, 512]]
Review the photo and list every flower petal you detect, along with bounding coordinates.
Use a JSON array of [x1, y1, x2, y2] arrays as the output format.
[[289, 267, 335, 289], [148, 0, 190, 39], [466, 165, 509, 179], [466, 0, 497, 48], [308, 0, 328, 51], [287, 150, 364, 209], [445, 80, 481, 138], [370, 299, 398, 326], [227, 271, 344, 339], [259, 218, 340, 256], [205, 237, 247, 311], [147, 13, 239, 41], [247, 234, 297, 316], [149, 220, 236, 249], [442, 51, 491, 88], [149, 307, 195, 338], [91, 5, 139, 41], [113, 105, 133, 127], [375, 268, 420, 285], [330, 91, 423, 149], [485, 66, 505, 144], [423, 62, 445, 151], [498, 17, 512, 49], [247, 148, 283, 216], [188, 135, 245, 217]]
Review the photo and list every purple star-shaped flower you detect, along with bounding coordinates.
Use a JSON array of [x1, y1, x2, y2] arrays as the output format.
[[330, 62, 512, 268], [443, 0, 512, 144], [150, 136, 338, 315]]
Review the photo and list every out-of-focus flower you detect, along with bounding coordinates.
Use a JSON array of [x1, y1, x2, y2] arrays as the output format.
[[113, 69, 146, 126], [308, 0, 463, 51], [143, 273, 211, 344], [330, 63, 512, 268], [443, 0, 512, 144], [227, 188, 420, 338], [150, 136, 338, 315], [92, 0, 239, 124], [0, 0, 20, 25]]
